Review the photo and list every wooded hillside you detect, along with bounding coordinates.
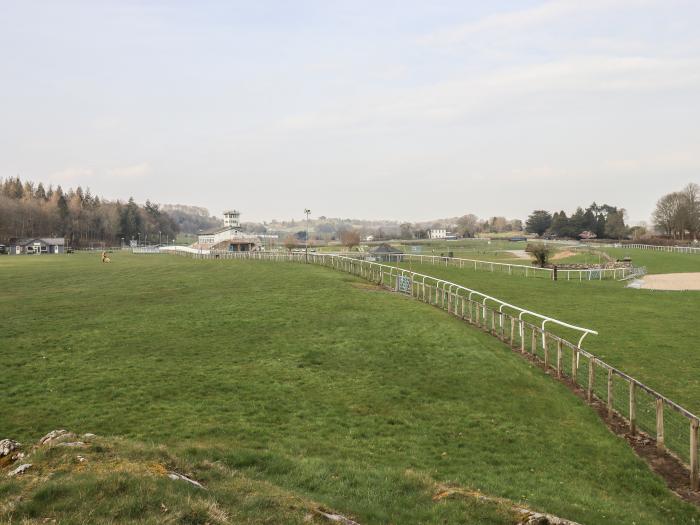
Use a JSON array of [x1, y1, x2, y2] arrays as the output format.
[[0, 177, 178, 246]]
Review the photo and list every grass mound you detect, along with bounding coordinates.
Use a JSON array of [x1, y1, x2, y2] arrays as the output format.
[[1, 432, 530, 524]]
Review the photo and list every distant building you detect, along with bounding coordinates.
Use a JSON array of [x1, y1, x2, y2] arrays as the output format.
[[369, 243, 404, 262], [223, 210, 240, 229], [196, 210, 260, 252], [579, 231, 597, 240], [429, 229, 457, 240], [8, 237, 65, 255]]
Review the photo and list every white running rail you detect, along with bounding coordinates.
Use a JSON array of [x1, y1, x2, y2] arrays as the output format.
[[331, 252, 641, 281], [163, 249, 599, 347]]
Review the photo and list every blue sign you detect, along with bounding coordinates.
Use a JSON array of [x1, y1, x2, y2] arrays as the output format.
[[397, 275, 412, 294]]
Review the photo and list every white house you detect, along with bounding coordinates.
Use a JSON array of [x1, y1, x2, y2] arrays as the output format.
[[429, 229, 447, 239]]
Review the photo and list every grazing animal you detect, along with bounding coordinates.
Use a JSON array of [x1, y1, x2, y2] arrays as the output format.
[[101, 251, 111, 263]]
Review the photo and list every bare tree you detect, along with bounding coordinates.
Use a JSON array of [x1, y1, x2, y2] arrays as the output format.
[[456, 214, 480, 238], [490, 216, 508, 232], [652, 184, 700, 240], [683, 183, 700, 240], [399, 222, 414, 239], [652, 193, 680, 237], [283, 234, 298, 251], [340, 229, 360, 250]]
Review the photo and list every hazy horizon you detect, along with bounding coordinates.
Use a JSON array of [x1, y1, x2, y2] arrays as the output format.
[[2, 1, 699, 224]]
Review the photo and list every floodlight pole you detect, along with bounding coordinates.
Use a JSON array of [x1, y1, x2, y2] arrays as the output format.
[[304, 208, 311, 263]]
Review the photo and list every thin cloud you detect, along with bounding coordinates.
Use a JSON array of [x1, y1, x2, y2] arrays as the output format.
[[276, 56, 700, 132], [421, 0, 654, 46], [107, 163, 151, 179], [49, 167, 95, 184]]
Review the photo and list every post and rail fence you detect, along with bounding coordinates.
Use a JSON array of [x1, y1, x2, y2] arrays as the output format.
[[157, 245, 699, 490], [615, 243, 700, 254], [334, 252, 645, 281]]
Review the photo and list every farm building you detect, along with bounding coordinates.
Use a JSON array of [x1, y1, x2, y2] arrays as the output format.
[[8, 237, 65, 255], [369, 243, 404, 262]]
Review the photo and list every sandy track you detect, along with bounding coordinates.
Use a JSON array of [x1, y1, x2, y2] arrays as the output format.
[[551, 250, 577, 261], [639, 273, 700, 291], [506, 250, 531, 259]]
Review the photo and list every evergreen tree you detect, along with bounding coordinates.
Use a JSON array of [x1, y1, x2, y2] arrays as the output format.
[[525, 210, 552, 236], [605, 210, 628, 239], [549, 211, 569, 237], [35, 183, 47, 200], [57, 194, 70, 235], [120, 197, 143, 240]]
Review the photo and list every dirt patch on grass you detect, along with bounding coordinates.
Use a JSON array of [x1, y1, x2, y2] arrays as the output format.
[[506, 250, 531, 259], [550, 250, 577, 261], [639, 273, 700, 291]]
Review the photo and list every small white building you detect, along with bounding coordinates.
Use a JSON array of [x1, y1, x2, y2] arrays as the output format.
[[429, 229, 447, 239], [196, 210, 260, 251], [223, 210, 240, 229]]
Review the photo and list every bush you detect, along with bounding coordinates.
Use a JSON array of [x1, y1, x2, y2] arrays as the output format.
[[525, 242, 552, 267]]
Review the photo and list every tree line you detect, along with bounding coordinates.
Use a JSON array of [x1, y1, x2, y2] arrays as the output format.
[[0, 176, 179, 246], [525, 203, 627, 239], [652, 183, 699, 240]]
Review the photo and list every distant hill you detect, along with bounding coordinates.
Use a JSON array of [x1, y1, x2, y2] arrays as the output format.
[[160, 204, 222, 234]]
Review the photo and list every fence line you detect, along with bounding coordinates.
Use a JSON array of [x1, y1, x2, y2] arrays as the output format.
[[616, 243, 700, 254], [159, 247, 699, 489], [131, 246, 163, 254], [333, 252, 644, 281]]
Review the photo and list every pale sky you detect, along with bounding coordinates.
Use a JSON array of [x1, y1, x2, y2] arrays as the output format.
[[1, 0, 699, 223]]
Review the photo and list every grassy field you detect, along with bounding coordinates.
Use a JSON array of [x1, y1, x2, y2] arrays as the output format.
[[542, 245, 700, 274], [390, 258, 700, 412], [320, 240, 533, 266], [2, 253, 699, 523], [322, 238, 700, 274], [597, 247, 700, 274]]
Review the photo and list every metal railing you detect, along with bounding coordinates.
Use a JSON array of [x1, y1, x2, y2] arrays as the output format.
[[163, 248, 700, 489], [618, 243, 700, 254], [131, 246, 162, 254], [333, 252, 643, 281]]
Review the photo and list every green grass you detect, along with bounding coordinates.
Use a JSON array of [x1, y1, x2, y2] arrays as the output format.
[[321, 240, 533, 265], [390, 259, 700, 414], [599, 247, 700, 274], [1, 253, 699, 524], [548, 246, 700, 274]]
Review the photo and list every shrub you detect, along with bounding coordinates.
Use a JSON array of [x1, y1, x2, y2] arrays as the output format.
[[526, 242, 552, 267]]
